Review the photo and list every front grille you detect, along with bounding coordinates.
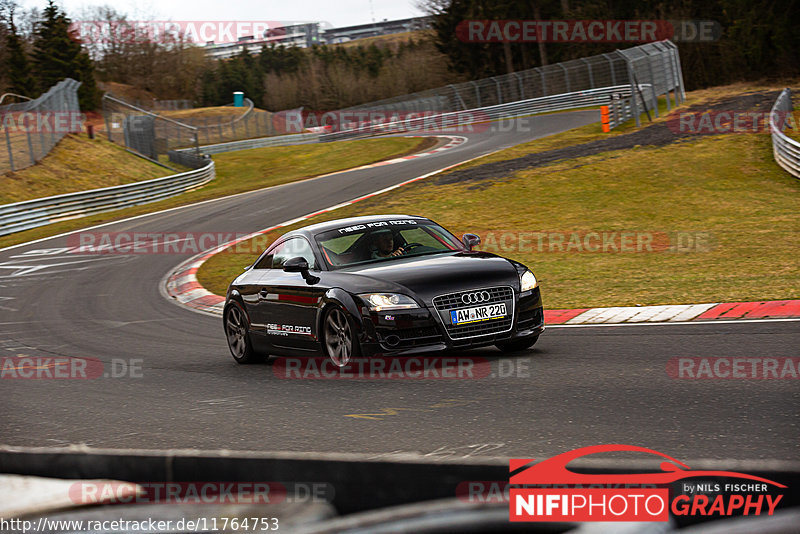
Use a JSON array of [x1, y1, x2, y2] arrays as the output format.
[[447, 317, 514, 340], [396, 326, 440, 340], [378, 326, 443, 349], [433, 286, 513, 311], [433, 286, 514, 340]]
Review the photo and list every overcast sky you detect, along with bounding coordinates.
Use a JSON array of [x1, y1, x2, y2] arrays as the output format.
[[18, 0, 425, 29]]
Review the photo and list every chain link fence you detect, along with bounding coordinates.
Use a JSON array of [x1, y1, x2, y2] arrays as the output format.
[[0, 78, 83, 174], [102, 94, 290, 162], [148, 99, 194, 111], [339, 41, 683, 129], [102, 94, 200, 163], [102, 40, 684, 161], [178, 100, 287, 146]]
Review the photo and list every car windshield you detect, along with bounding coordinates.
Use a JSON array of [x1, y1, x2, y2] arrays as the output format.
[[315, 219, 463, 268]]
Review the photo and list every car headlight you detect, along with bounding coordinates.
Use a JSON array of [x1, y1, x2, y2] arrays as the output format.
[[520, 270, 538, 292], [359, 293, 420, 311]]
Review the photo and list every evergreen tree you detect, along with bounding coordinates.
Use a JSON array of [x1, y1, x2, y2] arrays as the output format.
[[4, 16, 35, 96], [31, 0, 99, 109]]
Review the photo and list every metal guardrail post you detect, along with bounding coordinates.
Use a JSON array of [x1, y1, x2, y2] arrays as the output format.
[[448, 84, 468, 111], [4, 128, 14, 171], [642, 49, 660, 117], [491, 78, 503, 104], [603, 53, 617, 86], [25, 117, 36, 165], [102, 97, 113, 142], [537, 68, 547, 96], [621, 53, 641, 127], [470, 81, 481, 108], [651, 42, 673, 111], [513, 73, 524, 100], [581, 58, 595, 88], [665, 41, 686, 102], [559, 63, 570, 93]]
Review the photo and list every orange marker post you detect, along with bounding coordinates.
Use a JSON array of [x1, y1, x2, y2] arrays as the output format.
[[601, 105, 610, 133]]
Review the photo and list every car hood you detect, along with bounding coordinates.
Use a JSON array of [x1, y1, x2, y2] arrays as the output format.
[[336, 252, 520, 303]]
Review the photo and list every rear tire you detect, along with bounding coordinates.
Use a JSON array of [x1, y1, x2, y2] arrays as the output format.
[[224, 303, 264, 364], [495, 335, 539, 353]]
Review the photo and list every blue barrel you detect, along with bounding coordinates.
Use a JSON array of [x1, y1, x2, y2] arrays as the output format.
[[233, 92, 244, 107]]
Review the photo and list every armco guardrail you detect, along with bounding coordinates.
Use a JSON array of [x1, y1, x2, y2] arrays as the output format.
[[190, 132, 320, 155], [167, 149, 212, 169], [606, 95, 643, 130], [0, 161, 215, 237], [319, 85, 644, 142], [770, 88, 800, 178]]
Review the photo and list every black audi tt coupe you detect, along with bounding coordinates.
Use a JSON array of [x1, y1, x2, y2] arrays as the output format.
[[223, 215, 543, 366]]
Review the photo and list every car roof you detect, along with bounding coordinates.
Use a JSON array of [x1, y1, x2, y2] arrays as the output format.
[[287, 215, 430, 237]]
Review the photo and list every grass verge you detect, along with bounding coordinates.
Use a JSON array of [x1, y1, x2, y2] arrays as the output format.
[[161, 106, 269, 121], [1, 134, 173, 204], [199, 116, 799, 308], [0, 136, 427, 249]]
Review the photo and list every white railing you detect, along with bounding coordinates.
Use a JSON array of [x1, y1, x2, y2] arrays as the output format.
[[770, 89, 800, 178], [0, 161, 215, 236], [191, 132, 320, 155]]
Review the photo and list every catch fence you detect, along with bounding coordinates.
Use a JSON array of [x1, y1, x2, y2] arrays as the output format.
[[0, 78, 82, 174], [335, 40, 683, 132]]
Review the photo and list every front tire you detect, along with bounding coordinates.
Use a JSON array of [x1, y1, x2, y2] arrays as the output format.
[[322, 305, 361, 367], [224, 303, 263, 364], [495, 335, 539, 353]]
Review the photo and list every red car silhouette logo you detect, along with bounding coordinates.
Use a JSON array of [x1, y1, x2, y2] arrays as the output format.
[[510, 444, 786, 487]]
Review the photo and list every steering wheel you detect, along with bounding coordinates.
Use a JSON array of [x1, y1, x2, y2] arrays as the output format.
[[401, 242, 425, 253]]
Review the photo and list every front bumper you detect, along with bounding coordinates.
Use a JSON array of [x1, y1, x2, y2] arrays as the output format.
[[358, 287, 544, 357]]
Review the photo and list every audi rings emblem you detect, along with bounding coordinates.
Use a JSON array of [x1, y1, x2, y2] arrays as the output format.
[[462, 290, 491, 304]]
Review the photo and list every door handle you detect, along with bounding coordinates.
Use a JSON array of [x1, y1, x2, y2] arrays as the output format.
[[259, 289, 269, 298]]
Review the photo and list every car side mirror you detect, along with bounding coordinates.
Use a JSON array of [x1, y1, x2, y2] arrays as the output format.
[[283, 256, 309, 273], [462, 233, 481, 251], [283, 256, 319, 285]]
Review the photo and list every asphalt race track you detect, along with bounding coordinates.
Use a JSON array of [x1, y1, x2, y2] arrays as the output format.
[[1, 111, 798, 463]]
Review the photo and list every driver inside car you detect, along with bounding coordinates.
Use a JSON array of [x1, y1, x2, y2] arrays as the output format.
[[370, 229, 405, 259]]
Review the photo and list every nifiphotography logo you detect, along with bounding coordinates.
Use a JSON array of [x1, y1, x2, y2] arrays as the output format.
[[509, 444, 785, 522]]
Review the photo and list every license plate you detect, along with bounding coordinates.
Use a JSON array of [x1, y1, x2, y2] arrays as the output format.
[[450, 303, 507, 325]]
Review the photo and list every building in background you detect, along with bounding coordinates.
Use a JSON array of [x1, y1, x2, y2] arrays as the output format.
[[322, 17, 429, 44], [203, 17, 430, 59]]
